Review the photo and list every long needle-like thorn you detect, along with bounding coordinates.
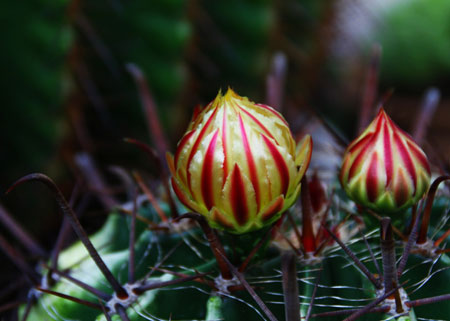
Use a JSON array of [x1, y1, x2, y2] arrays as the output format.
[[0, 234, 40, 285], [134, 273, 207, 294], [36, 287, 104, 311], [128, 187, 138, 283], [0, 204, 46, 257], [406, 293, 450, 308], [360, 231, 381, 277], [175, 213, 232, 279], [133, 172, 168, 223], [75, 153, 119, 209], [46, 265, 111, 301], [305, 268, 322, 321], [7, 174, 127, 298], [358, 43, 381, 133], [266, 52, 287, 111], [412, 87, 440, 144], [218, 251, 279, 321], [124, 138, 178, 218], [324, 226, 381, 288], [239, 225, 274, 272], [20, 296, 34, 321], [418, 175, 450, 244], [343, 284, 403, 321], [397, 209, 422, 277], [126, 64, 169, 167], [116, 304, 131, 321]]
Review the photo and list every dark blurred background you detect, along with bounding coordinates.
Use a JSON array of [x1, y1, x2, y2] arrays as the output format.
[[1, 0, 450, 302]]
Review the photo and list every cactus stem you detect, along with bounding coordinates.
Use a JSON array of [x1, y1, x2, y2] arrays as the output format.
[[397, 209, 422, 277], [358, 43, 381, 134], [324, 225, 382, 288], [36, 287, 104, 311], [7, 173, 128, 299], [175, 213, 232, 279], [281, 252, 300, 321], [218, 251, 279, 321], [133, 171, 169, 223], [124, 138, 178, 218], [305, 268, 322, 321], [0, 204, 47, 258], [417, 175, 450, 244]]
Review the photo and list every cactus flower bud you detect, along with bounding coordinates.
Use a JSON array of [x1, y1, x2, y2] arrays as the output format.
[[340, 108, 431, 213], [167, 89, 312, 233]]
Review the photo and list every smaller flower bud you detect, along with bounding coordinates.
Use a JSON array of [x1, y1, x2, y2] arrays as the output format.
[[167, 89, 312, 233], [340, 108, 431, 213]]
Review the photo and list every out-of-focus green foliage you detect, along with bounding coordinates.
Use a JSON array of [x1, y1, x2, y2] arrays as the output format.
[[81, 0, 191, 138], [191, 0, 273, 100], [374, 0, 450, 89], [0, 0, 71, 180]]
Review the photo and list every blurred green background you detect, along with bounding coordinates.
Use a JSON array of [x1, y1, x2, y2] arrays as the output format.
[[1, 0, 450, 303]]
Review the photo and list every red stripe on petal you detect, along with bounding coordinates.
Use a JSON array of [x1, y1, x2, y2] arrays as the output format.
[[261, 134, 290, 196], [383, 123, 393, 187], [211, 208, 234, 229], [394, 170, 410, 207], [394, 131, 417, 193], [239, 107, 276, 141], [366, 153, 379, 202], [201, 130, 219, 210], [186, 107, 219, 191], [171, 177, 195, 211], [175, 130, 196, 168], [348, 133, 373, 154], [230, 165, 249, 226], [222, 106, 228, 185], [239, 115, 260, 211], [261, 196, 284, 222], [348, 130, 380, 181], [256, 103, 289, 126], [407, 141, 431, 175]]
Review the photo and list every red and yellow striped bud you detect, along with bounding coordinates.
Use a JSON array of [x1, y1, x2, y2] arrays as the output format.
[[340, 108, 431, 213], [167, 89, 312, 233]]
